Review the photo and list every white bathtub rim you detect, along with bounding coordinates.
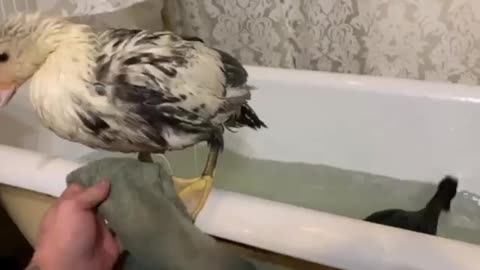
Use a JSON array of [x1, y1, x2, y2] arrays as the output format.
[[245, 65, 480, 103], [1, 145, 480, 270]]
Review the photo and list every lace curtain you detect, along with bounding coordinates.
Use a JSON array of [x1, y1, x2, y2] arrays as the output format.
[[0, 0, 144, 17], [1, 0, 479, 85], [171, 0, 480, 85], [0, 0, 169, 30]]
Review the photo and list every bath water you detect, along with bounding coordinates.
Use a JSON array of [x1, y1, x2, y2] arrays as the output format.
[[78, 145, 480, 246]]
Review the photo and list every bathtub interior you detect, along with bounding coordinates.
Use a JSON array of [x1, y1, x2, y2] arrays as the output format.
[[3, 66, 480, 251], [78, 146, 480, 247], [60, 67, 480, 248]]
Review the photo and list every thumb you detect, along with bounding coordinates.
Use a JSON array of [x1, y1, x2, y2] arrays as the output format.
[[75, 179, 111, 209]]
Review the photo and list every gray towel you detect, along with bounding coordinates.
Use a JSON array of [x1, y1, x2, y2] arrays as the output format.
[[66, 157, 287, 270]]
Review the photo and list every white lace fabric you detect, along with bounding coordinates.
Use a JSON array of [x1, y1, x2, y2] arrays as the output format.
[[0, 0, 145, 17], [171, 0, 480, 85], [1, 0, 479, 85]]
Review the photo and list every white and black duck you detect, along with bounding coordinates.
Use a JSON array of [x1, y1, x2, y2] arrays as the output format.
[[0, 14, 266, 217]]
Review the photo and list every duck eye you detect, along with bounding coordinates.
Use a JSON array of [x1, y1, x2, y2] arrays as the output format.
[[0, 53, 9, 62]]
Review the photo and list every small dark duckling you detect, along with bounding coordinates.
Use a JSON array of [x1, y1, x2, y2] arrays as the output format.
[[364, 175, 458, 235]]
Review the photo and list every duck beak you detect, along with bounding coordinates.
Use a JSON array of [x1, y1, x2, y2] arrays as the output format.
[[0, 86, 17, 108]]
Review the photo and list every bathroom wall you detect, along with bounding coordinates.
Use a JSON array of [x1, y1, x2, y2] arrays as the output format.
[[1, 1, 478, 85]]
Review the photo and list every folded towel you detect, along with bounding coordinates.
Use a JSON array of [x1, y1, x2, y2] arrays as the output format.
[[66, 157, 287, 270]]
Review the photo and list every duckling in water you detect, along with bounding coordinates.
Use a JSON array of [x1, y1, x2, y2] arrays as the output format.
[[364, 176, 458, 235]]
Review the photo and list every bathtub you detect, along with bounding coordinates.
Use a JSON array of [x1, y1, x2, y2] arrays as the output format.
[[1, 65, 480, 270]]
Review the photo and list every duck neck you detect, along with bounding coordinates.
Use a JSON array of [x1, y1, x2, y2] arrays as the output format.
[[423, 194, 444, 221], [29, 19, 97, 130]]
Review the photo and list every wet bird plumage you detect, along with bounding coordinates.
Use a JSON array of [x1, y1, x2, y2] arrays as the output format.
[[76, 28, 265, 153], [0, 14, 266, 218], [0, 16, 266, 154]]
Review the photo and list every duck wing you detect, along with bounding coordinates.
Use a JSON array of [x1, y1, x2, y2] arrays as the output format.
[[86, 29, 254, 149], [99, 29, 230, 122]]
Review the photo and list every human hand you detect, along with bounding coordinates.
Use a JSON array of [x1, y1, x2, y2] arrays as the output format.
[[28, 180, 121, 270]]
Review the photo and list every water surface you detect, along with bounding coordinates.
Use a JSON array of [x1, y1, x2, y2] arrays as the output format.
[[78, 146, 480, 246]]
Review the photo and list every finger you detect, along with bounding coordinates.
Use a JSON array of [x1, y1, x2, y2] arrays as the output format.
[[74, 179, 110, 209], [97, 218, 116, 241], [114, 236, 123, 252], [96, 216, 123, 255], [60, 183, 84, 198], [96, 214, 113, 236], [100, 219, 122, 250], [103, 229, 123, 258]]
